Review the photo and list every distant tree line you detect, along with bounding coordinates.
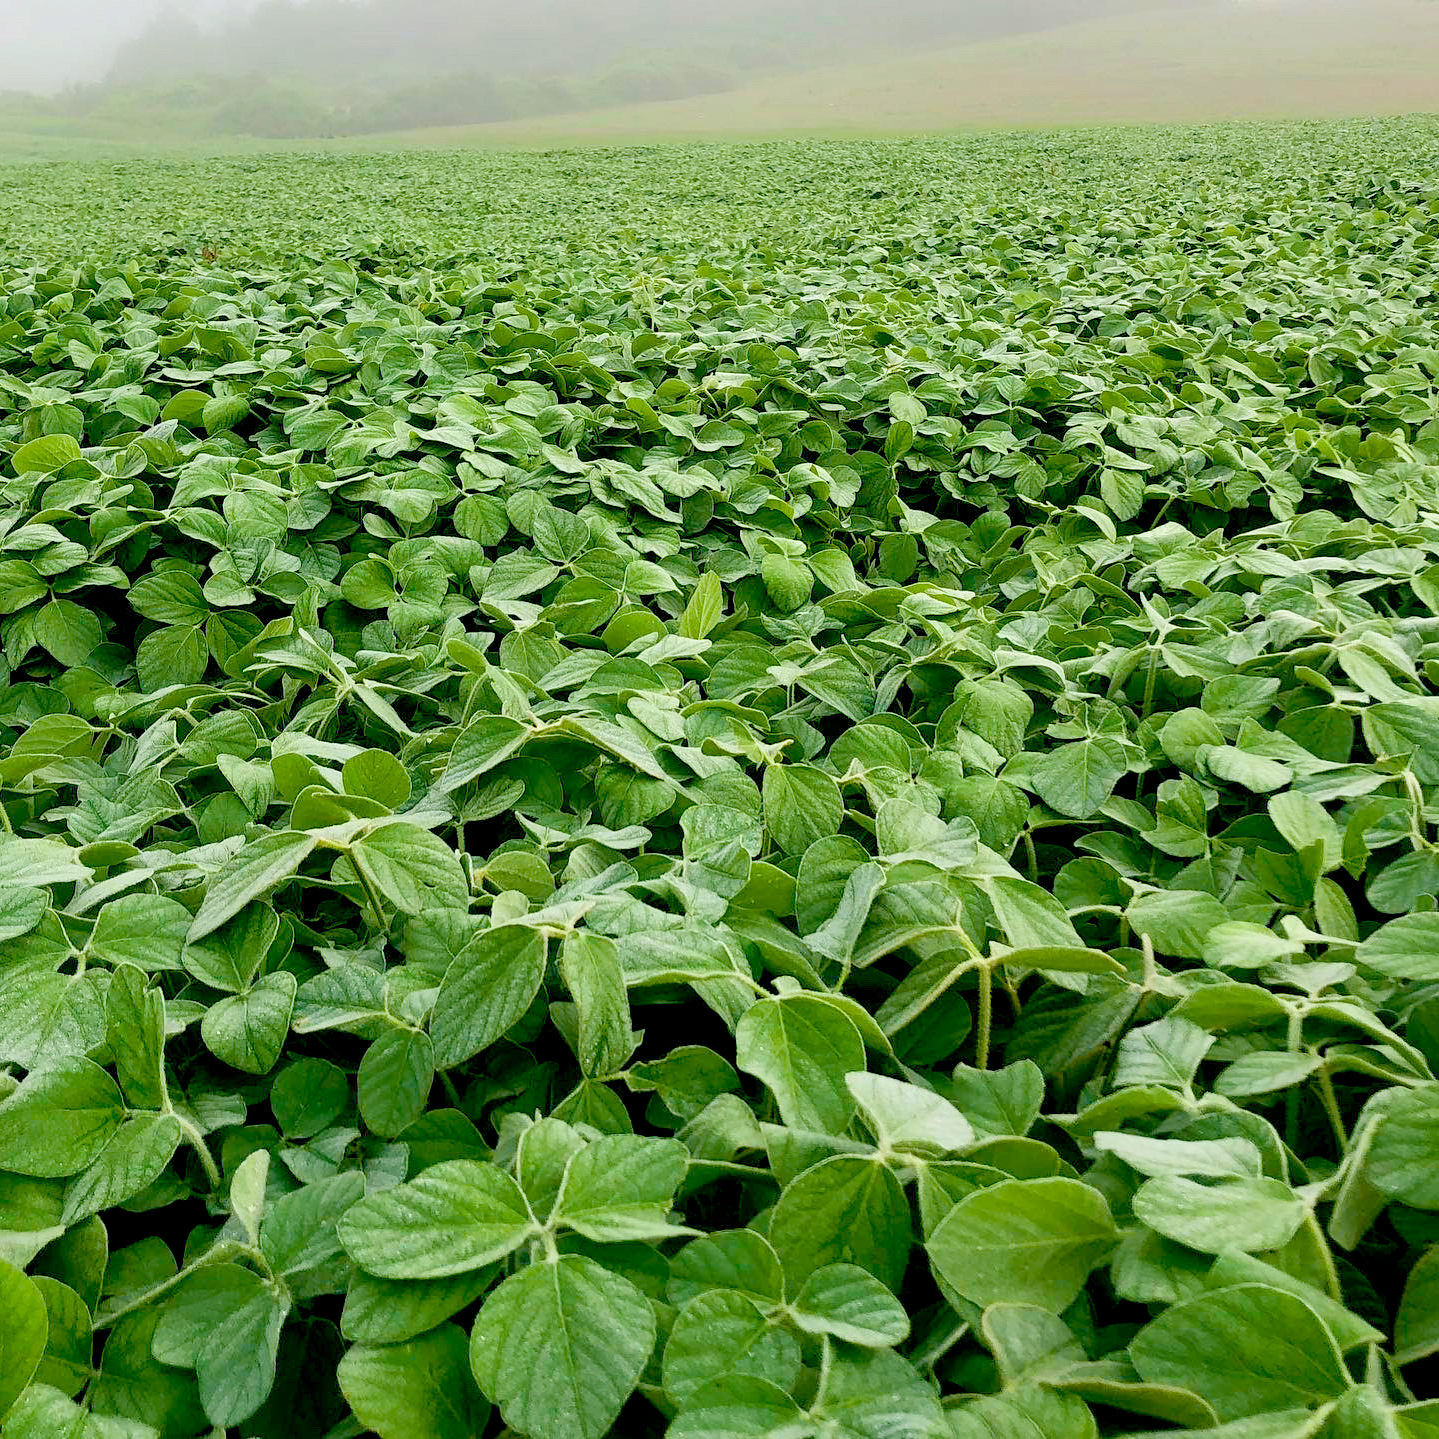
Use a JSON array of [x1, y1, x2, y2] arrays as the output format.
[[19, 53, 739, 141], [106, 0, 1161, 94], [1, 0, 1205, 141]]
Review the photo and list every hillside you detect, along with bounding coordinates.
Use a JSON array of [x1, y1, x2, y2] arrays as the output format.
[[103, 0, 1170, 88], [402, 0, 1439, 144], [2, 0, 1190, 145], [0, 0, 1433, 152]]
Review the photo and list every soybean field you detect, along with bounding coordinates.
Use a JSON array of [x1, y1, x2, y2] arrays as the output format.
[[1, 119, 1439, 1439]]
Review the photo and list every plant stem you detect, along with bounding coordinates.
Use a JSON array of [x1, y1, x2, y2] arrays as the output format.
[[1141, 644, 1161, 720], [1284, 1007, 1304, 1150], [174, 1114, 222, 1191], [976, 963, 993, 1070], [1315, 1062, 1348, 1154], [353, 858, 389, 930]]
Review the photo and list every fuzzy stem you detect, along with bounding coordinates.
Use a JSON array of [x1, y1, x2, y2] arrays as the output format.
[[174, 1115, 222, 1192], [1022, 828, 1039, 884], [353, 860, 389, 931], [1315, 1062, 1348, 1155], [976, 963, 993, 1071], [1140, 645, 1161, 721], [1284, 1007, 1304, 1151]]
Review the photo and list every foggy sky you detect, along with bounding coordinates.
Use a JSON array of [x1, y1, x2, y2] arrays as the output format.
[[0, 0, 1309, 96], [0, 0, 284, 92]]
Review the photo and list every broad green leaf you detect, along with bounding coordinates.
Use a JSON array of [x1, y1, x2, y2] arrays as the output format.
[[342, 749, 412, 809], [269, 1057, 349, 1139], [679, 571, 724, 639], [1030, 737, 1127, 818], [89, 1310, 203, 1436], [760, 553, 812, 611], [342, 1269, 494, 1346], [182, 901, 278, 993], [791, 1263, 909, 1346], [626, 1045, 739, 1122], [194, 1284, 289, 1428], [927, 1176, 1118, 1312], [260, 1170, 365, 1277], [33, 1276, 94, 1397], [33, 599, 102, 665], [1114, 1017, 1213, 1091], [948, 1387, 1097, 1439], [1366, 1086, 1439, 1208], [813, 1347, 946, 1437], [188, 832, 317, 942], [662, 1289, 802, 1403], [351, 823, 469, 914], [200, 971, 296, 1074], [4, 1383, 159, 1439], [0, 1059, 125, 1177], [0, 886, 46, 943], [769, 1154, 910, 1293], [553, 1134, 690, 1241], [558, 931, 636, 1077], [948, 1062, 1045, 1139], [1268, 792, 1341, 870], [1131, 1176, 1307, 1254], [104, 967, 167, 1110], [667, 1230, 785, 1307], [735, 993, 865, 1134], [1129, 1283, 1349, 1421], [1355, 914, 1439, 981], [358, 1027, 435, 1138], [0, 1259, 48, 1417], [1047, 1360, 1217, 1430], [667, 1377, 806, 1439], [1094, 1131, 1262, 1180], [1397, 1246, 1439, 1365], [230, 1149, 269, 1246], [430, 924, 547, 1068], [979, 1302, 1083, 1387], [986, 875, 1084, 951], [1205, 1252, 1382, 1353], [338, 1325, 490, 1439], [846, 1072, 974, 1155], [1202, 745, 1292, 793], [0, 837, 91, 887], [90, 895, 192, 972], [435, 715, 531, 794], [762, 763, 844, 856], [469, 1254, 655, 1439], [338, 1159, 534, 1278], [61, 1114, 181, 1224], [1127, 889, 1231, 960], [151, 1264, 262, 1366], [0, 968, 106, 1070], [13, 433, 82, 474]]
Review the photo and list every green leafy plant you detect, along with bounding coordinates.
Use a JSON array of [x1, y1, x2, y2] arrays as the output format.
[[1, 117, 1439, 1439]]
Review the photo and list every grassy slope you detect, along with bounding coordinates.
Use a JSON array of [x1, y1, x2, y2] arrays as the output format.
[[0, 0, 1433, 161], [390, 0, 1439, 146]]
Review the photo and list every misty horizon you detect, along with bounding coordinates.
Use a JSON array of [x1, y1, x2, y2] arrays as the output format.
[[0, 1, 259, 93], [0, 0, 1429, 146], [0, 0, 1298, 96]]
